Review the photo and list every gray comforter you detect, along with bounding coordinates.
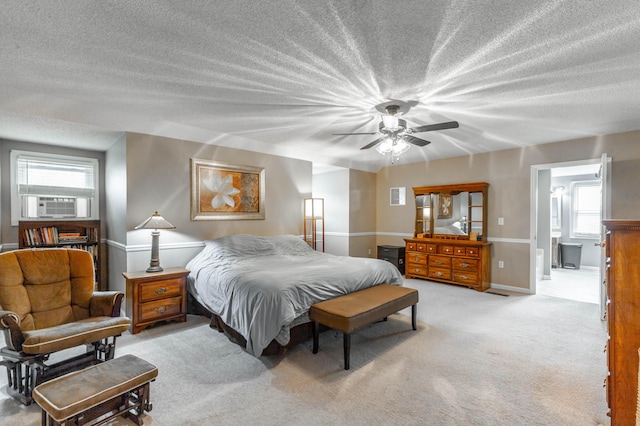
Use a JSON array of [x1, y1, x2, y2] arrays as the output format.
[[186, 234, 403, 356]]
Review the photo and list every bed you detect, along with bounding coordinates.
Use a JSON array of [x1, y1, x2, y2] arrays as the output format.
[[185, 234, 403, 357]]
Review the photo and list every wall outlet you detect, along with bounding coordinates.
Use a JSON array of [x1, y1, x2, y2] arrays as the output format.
[[368, 248, 372, 256], [498, 217, 504, 225], [498, 260, 504, 268]]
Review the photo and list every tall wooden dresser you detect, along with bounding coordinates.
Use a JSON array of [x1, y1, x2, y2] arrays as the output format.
[[603, 220, 640, 425]]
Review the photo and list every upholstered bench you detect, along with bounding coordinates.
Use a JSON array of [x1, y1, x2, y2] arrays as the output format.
[[309, 284, 418, 370], [33, 354, 157, 425]]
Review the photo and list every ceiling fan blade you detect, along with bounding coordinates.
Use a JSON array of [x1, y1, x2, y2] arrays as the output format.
[[333, 132, 379, 135], [360, 137, 386, 150], [404, 135, 432, 147], [410, 121, 459, 133]]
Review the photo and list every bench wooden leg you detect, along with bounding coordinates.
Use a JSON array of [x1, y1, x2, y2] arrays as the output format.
[[343, 333, 351, 370], [412, 304, 417, 330], [312, 321, 319, 354]]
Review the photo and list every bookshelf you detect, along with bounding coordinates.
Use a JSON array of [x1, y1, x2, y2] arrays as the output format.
[[18, 220, 102, 290]]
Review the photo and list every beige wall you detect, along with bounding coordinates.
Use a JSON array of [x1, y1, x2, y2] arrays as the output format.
[[106, 132, 313, 295], [349, 169, 377, 258], [3, 130, 639, 294], [312, 168, 377, 257], [313, 169, 349, 255], [375, 131, 640, 291]]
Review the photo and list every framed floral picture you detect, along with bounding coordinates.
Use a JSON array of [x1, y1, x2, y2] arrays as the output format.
[[438, 194, 452, 219], [190, 158, 265, 220]]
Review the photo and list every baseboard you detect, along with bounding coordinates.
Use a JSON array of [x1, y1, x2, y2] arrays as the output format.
[[490, 283, 532, 294]]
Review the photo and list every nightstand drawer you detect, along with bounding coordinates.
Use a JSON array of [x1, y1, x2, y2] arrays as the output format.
[[377, 245, 405, 259], [139, 296, 182, 322], [140, 278, 183, 302], [123, 267, 190, 334]]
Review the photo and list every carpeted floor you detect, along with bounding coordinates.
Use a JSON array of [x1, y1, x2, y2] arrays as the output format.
[[0, 279, 610, 425]]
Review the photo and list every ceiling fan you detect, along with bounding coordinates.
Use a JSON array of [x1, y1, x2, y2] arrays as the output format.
[[333, 103, 459, 154]]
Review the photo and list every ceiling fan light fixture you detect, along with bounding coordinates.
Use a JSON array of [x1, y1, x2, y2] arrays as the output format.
[[392, 138, 411, 156], [381, 114, 399, 131], [375, 138, 394, 154], [375, 138, 411, 157]]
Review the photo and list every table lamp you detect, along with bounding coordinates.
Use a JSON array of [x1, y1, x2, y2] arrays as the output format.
[[135, 211, 176, 272]]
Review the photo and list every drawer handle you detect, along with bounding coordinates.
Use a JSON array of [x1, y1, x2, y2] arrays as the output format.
[[436, 260, 443, 265], [460, 275, 468, 280], [436, 271, 442, 276], [155, 306, 167, 313], [460, 263, 469, 268], [156, 287, 168, 294], [414, 257, 420, 262]]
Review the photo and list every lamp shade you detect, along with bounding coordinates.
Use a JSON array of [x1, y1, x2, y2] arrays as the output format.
[[135, 212, 176, 230], [304, 198, 324, 219]]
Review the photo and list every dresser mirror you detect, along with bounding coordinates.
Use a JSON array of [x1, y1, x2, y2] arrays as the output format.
[[413, 182, 488, 241]]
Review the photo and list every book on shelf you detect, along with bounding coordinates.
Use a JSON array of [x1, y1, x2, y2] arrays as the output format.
[[23, 226, 59, 246], [58, 232, 88, 244], [21, 227, 91, 246]]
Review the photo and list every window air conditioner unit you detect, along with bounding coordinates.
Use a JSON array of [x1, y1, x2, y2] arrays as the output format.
[[38, 196, 77, 218]]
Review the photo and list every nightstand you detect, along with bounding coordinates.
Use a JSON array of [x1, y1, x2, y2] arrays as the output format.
[[123, 267, 190, 334], [377, 245, 405, 275]]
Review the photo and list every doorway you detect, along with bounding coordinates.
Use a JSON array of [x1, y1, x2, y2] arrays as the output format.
[[530, 158, 608, 308]]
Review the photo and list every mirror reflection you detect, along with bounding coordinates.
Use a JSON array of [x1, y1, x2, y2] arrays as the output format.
[[433, 192, 468, 236], [412, 182, 488, 241]]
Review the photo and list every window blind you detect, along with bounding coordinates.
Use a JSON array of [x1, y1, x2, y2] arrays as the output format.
[[16, 156, 96, 198]]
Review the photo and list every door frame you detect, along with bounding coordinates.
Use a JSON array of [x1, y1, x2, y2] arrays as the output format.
[[529, 156, 610, 301]]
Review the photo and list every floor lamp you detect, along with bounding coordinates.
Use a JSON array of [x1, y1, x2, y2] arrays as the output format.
[[304, 198, 324, 252]]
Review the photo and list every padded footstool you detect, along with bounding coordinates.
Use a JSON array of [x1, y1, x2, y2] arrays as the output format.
[[310, 284, 418, 370], [33, 354, 157, 426]]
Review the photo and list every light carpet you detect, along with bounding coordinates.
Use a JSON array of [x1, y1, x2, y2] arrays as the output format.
[[0, 279, 610, 425]]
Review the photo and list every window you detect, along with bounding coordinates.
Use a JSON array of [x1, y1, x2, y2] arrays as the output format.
[[10, 151, 99, 225], [570, 180, 601, 239]]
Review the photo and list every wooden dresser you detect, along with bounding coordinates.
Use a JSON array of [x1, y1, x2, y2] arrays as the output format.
[[404, 238, 491, 292], [123, 267, 189, 334], [603, 220, 640, 425]]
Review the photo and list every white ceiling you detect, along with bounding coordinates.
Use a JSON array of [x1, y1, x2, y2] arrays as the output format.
[[2, 2, 640, 172]]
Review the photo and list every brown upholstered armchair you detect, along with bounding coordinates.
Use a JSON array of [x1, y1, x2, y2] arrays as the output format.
[[0, 248, 130, 405]]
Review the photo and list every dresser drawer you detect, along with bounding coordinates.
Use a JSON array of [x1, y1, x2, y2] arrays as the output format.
[[140, 278, 184, 302], [406, 263, 427, 276], [426, 244, 437, 253], [452, 258, 479, 272], [440, 245, 454, 255], [466, 247, 480, 257], [429, 255, 451, 268], [453, 271, 478, 286], [139, 296, 182, 322], [453, 246, 467, 256], [429, 268, 451, 280], [407, 252, 427, 264]]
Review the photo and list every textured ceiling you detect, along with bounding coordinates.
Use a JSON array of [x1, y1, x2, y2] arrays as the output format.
[[2, 1, 640, 172]]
